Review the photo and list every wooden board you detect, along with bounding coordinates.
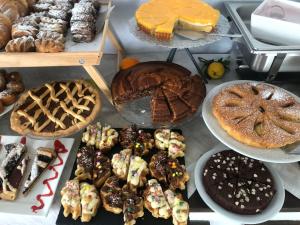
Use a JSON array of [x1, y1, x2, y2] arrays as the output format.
[[0, 1, 112, 67], [56, 128, 189, 225]]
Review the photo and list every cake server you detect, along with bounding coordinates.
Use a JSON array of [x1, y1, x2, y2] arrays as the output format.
[[175, 29, 242, 40]]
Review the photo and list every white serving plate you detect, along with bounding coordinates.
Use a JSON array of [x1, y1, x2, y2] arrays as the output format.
[[194, 145, 285, 224], [0, 136, 74, 216], [202, 80, 300, 163], [0, 104, 14, 118]]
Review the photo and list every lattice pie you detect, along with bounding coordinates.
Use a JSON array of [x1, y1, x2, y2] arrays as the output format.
[[10, 80, 101, 138]]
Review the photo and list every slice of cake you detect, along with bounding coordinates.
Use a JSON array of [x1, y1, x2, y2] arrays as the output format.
[[23, 147, 57, 195]]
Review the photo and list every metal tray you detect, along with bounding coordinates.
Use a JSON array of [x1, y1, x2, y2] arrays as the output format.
[[225, 1, 300, 74]]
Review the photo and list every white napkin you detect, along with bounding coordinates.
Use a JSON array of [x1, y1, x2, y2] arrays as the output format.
[[269, 163, 300, 199]]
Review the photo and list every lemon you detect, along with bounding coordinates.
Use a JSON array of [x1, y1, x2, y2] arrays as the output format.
[[207, 62, 225, 79]]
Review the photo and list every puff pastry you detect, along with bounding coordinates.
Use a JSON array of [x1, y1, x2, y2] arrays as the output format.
[[5, 36, 35, 52]]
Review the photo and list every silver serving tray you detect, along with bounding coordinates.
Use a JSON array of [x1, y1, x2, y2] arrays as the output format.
[[225, 1, 300, 73]]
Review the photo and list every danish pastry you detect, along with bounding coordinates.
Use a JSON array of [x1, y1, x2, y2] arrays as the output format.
[[143, 179, 171, 219], [35, 31, 65, 52], [5, 36, 35, 52], [61, 179, 81, 220], [111, 148, 132, 180], [122, 185, 144, 225], [127, 156, 148, 190], [164, 190, 189, 225], [93, 151, 111, 188], [100, 176, 123, 214], [79, 182, 100, 222]]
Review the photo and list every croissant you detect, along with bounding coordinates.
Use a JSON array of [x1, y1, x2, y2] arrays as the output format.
[[5, 36, 35, 52], [0, 13, 11, 48], [35, 31, 65, 52]]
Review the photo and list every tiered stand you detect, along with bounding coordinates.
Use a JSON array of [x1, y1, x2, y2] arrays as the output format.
[[0, 0, 124, 105]]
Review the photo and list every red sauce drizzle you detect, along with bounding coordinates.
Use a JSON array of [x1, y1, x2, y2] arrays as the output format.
[[20, 136, 26, 145], [31, 140, 68, 213]]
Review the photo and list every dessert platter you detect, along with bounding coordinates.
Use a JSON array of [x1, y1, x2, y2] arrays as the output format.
[[194, 145, 285, 224], [10, 79, 101, 138], [202, 80, 300, 163], [0, 135, 74, 216], [0, 70, 25, 117], [57, 123, 190, 225], [111, 61, 206, 127], [129, 0, 231, 48]]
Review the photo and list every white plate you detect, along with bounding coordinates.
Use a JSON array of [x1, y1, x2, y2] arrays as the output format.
[[0, 104, 14, 118], [0, 136, 74, 216], [202, 80, 300, 163], [194, 146, 285, 224]]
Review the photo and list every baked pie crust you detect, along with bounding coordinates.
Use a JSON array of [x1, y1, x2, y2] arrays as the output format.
[[212, 82, 300, 148], [10, 80, 101, 138]]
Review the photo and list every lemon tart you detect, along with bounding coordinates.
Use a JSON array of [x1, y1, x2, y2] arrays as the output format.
[[135, 0, 220, 40]]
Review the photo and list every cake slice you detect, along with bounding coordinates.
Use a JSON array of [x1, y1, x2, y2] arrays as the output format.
[[23, 147, 57, 195], [151, 88, 172, 123], [163, 89, 191, 122], [0, 155, 29, 201]]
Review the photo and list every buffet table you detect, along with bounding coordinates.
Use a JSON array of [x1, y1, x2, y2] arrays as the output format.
[[0, 51, 299, 225]]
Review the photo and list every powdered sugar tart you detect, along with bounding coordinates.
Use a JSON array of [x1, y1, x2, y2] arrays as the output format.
[[212, 82, 300, 148], [10, 80, 101, 138]]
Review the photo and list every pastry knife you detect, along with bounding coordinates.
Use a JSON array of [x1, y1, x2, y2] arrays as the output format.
[[175, 29, 242, 40]]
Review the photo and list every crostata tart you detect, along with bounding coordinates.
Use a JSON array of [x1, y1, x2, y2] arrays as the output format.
[[10, 80, 101, 138]]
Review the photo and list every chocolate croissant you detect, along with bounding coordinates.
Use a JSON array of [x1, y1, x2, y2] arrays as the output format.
[[5, 36, 35, 52]]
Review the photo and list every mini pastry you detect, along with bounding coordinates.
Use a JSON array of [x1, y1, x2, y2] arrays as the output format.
[[23, 147, 57, 194], [11, 22, 39, 38], [100, 176, 123, 214], [79, 182, 100, 222], [0, 89, 17, 106], [99, 125, 119, 152], [74, 146, 94, 181], [82, 122, 102, 147], [6, 80, 25, 93], [166, 159, 189, 190], [127, 156, 148, 190], [149, 151, 168, 183], [168, 131, 186, 158], [0, 143, 27, 201], [61, 179, 81, 220], [82, 123, 119, 151], [71, 21, 95, 43], [111, 148, 132, 180], [5, 36, 35, 52], [134, 129, 154, 156], [164, 190, 189, 225], [143, 179, 171, 219], [35, 31, 65, 53], [48, 8, 68, 21], [122, 185, 144, 225], [119, 125, 138, 149], [93, 151, 111, 188], [154, 129, 171, 150], [72, 2, 97, 16]]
